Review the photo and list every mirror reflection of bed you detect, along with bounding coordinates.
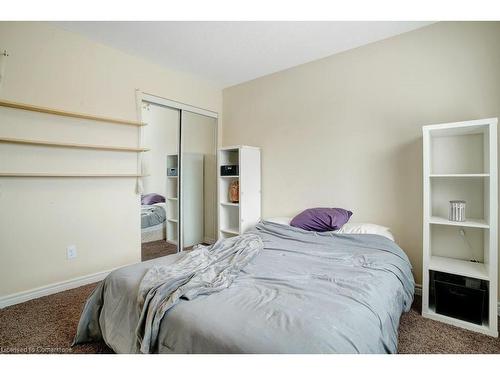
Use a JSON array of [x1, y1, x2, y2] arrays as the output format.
[[140, 100, 217, 261]]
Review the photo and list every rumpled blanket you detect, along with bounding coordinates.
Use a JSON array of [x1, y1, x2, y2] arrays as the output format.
[[136, 233, 263, 353]]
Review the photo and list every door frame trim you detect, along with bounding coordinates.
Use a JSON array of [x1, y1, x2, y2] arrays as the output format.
[[140, 91, 218, 119]]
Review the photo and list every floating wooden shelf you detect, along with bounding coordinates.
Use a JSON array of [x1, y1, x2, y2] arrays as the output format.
[[0, 99, 146, 126], [0, 137, 149, 152], [0, 172, 148, 178]]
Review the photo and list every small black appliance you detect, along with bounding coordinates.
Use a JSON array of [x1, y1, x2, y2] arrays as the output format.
[[221, 165, 239, 176]]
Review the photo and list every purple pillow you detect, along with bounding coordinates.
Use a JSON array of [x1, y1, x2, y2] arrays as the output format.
[[290, 207, 353, 232], [141, 193, 165, 205]]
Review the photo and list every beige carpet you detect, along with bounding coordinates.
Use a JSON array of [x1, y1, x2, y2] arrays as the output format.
[[0, 283, 112, 354], [398, 297, 500, 353], [1, 244, 499, 354]]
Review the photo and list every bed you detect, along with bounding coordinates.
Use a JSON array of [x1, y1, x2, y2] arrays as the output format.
[[141, 203, 166, 243], [74, 220, 414, 353]]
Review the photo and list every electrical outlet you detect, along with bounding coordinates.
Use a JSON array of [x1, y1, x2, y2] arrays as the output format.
[[66, 245, 77, 260]]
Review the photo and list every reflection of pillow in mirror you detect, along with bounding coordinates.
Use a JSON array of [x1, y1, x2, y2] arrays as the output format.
[[265, 217, 292, 225], [336, 223, 395, 241], [141, 193, 165, 205]]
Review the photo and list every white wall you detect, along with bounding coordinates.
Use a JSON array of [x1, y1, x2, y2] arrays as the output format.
[[0, 22, 221, 297], [222, 21, 500, 293]]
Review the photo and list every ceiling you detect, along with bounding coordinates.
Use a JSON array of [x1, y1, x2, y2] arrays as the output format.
[[54, 21, 433, 87]]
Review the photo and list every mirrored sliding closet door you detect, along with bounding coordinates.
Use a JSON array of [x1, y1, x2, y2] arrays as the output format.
[[141, 94, 218, 253]]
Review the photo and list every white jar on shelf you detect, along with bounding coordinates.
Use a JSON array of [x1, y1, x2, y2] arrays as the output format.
[[449, 200, 466, 222]]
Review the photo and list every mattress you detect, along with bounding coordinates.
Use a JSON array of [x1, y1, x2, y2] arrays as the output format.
[[141, 222, 166, 243], [75, 221, 414, 353]]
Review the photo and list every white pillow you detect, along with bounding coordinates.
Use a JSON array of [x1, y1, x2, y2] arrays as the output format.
[[336, 223, 395, 241], [265, 217, 292, 225]]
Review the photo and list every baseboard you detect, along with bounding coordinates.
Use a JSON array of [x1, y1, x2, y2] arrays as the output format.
[[415, 283, 500, 316], [0, 269, 113, 309]]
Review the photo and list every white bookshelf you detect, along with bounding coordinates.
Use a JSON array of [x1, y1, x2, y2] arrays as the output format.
[[218, 146, 261, 239], [165, 154, 179, 245], [165, 153, 205, 248], [422, 118, 498, 337]]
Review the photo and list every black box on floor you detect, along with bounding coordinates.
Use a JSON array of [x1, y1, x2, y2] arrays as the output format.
[[434, 271, 487, 325]]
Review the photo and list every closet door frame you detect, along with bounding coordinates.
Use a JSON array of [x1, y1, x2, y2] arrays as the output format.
[[136, 90, 219, 252]]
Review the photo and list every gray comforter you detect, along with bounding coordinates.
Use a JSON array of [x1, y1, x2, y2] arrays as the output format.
[[141, 205, 166, 229], [74, 221, 414, 353]]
